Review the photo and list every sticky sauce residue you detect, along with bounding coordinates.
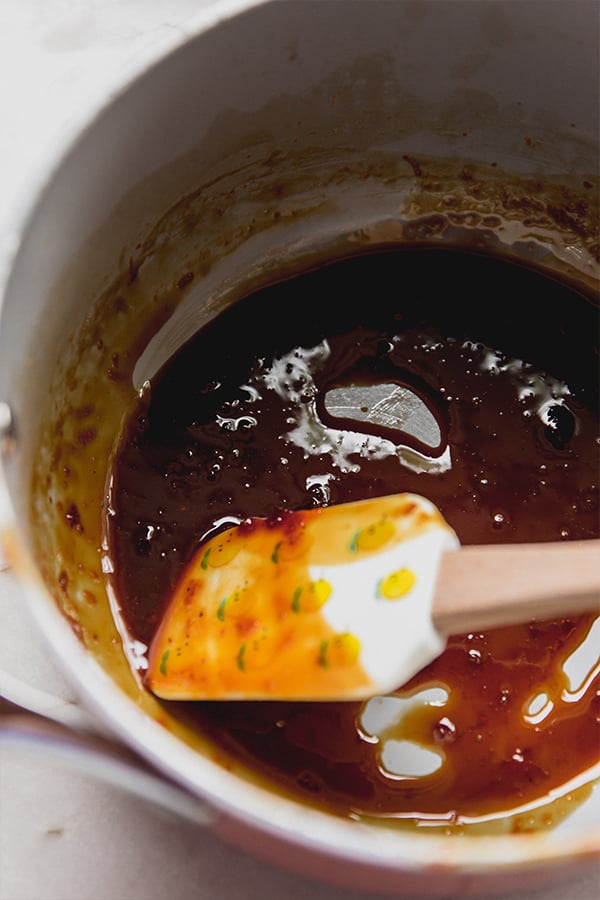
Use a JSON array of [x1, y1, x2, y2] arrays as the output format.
[[148, 494, 449, 699], [104, 247, 599, 829]]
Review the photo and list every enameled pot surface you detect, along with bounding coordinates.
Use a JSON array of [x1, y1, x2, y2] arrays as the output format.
[[0, 2, 598, 896]]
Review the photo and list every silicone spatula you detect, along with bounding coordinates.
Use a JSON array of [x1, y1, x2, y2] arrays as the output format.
[[146, 493, 599, 701]]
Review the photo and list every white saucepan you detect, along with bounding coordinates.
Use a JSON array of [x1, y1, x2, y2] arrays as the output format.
[[0, 1, 598, 895]]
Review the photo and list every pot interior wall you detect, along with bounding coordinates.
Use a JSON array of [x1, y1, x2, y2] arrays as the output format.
[[2, 0, 598, 506], [0, 0, 598, 872]]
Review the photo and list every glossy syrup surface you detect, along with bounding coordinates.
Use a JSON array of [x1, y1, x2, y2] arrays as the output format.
[[105, 248, 600, 828]]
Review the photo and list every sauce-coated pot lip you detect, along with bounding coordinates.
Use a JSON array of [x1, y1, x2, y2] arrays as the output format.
[[0, 0, 598, 882]]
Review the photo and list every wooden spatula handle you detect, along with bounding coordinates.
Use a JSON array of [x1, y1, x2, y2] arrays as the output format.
[[433, 539, 600, 636]]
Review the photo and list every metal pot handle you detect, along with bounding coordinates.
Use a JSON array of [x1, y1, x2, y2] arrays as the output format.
[[0, 707, 214, 826], [0, 620, 215, 828], [0, 615, 214, 827]]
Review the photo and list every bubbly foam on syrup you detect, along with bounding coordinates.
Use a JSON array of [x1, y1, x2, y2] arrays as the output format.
[[258, 340, 452, 475]]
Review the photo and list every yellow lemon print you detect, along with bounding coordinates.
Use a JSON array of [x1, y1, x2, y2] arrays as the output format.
[[353, 517, 395, 552], [379, 567, 416, 600], [292, 579, 332, 613], [202, 530, 240, 568], [272, 530, 313, 563], [237, 632, 279, 671], [217, 585, 255, 620], [318, 633, 361, 668]]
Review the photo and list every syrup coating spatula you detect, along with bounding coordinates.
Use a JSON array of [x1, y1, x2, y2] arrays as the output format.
[[147, 494, 599, 701]]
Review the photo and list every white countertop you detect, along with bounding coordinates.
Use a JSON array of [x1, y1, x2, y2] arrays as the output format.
[[0, 3, 598, 899]]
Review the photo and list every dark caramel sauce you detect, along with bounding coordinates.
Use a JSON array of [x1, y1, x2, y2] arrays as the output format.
[[105, 248, 600, 826]]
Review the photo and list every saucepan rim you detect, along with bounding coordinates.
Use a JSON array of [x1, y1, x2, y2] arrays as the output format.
[[0, 0, 598, 883]]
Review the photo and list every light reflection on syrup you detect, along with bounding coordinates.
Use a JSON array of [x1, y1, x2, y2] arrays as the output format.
[[371, 614, 599, 821], [354, 612, 600, 826], [260, 341, 453, 475]]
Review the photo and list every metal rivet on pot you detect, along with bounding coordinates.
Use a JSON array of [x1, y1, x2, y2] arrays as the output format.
[[0, 401, 15, 452]]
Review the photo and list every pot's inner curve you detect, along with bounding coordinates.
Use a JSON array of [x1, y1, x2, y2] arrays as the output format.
[[103, 246, 600, 831]]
